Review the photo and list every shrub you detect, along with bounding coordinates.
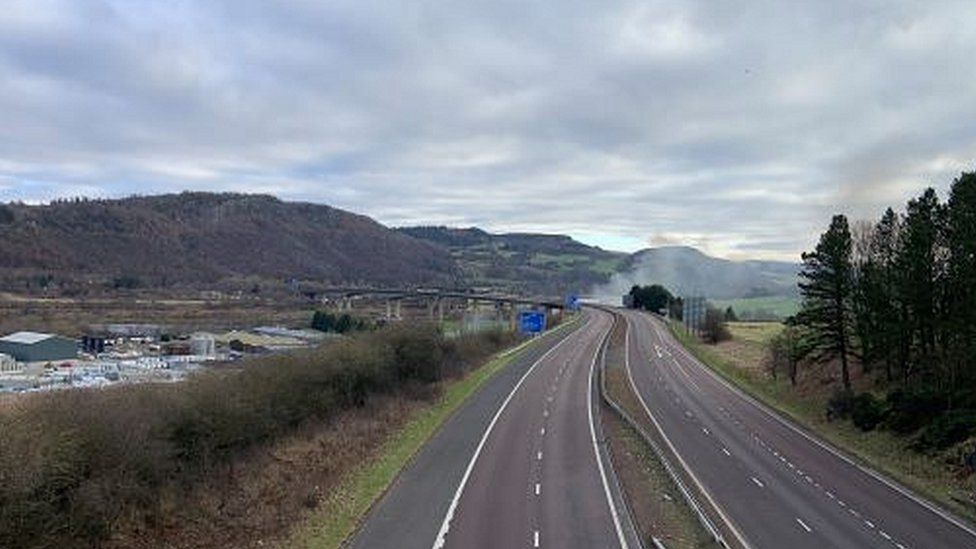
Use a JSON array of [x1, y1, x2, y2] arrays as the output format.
[[884, 388, 948, 434], [851, 392, 885, 431], [385, 324, 444, 383], [0, 322, 517, 548], [703, 306, 732, 343], [912, 410, 976, 451], [826, 388, 856, 421]]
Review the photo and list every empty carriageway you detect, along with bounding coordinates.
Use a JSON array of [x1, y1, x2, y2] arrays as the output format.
[[349, 309, 638, 549], [622, 309, 976, 549], [433, 308, 635, 548]]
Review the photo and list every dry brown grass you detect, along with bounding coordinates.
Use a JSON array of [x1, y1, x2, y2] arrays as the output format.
[[0, 293, 315, 336], [0, 324, 517, 549], [107, 394, 425, 549]]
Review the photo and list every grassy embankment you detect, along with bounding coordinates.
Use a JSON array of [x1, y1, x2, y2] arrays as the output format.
[[289, 318, 580, 548], [668, 320, 976, 523]]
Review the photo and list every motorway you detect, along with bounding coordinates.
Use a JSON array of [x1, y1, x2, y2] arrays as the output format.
[[623, 309, 976, 549], [349, 309, 637, 549]]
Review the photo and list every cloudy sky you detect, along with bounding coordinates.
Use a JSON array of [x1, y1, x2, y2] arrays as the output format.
[[1, 1, 974, 260]]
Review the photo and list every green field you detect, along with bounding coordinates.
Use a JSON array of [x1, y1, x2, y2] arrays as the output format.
[[711, 295, 799, 320], [727, 321, 783, 345]]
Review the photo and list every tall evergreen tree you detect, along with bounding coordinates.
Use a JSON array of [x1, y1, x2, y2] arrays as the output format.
[[852, 209, 903, 381], [873, 208, 904, 382], [894, 188, 945, 383], [798, 215, 855, 389], [945, 172, 976, 393]]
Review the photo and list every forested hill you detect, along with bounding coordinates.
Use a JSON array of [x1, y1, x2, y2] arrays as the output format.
[[0, 193, 458, 291], [0, 193, 801, 299], [590, 245, 799, 301], [396, 226, 628, 295]]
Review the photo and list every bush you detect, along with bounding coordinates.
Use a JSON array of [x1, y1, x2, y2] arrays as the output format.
[[912, 410, 976, 451], [0, 322, 516, 548], [703, 306, 732, 343], [851, 392, 885, 431], [826, 388, 856, 421], [311, 310, 369, 333], [884, 388, 948, 434]]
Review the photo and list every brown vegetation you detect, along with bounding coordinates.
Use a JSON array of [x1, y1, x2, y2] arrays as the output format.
[[0, 292, 315, 336], [0, 193, 457, 293], [0, 323, 517, 549]]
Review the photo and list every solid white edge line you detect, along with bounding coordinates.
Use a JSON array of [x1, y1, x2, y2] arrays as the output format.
[[625, 313, 754, 549], [430, 320, 580, 549], [648, 313, 976, 541], [588, 311, 630, 549]]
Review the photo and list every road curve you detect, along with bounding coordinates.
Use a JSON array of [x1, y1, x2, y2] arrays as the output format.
[[349, 310, 636, 549], [623, 309, 976, 549]]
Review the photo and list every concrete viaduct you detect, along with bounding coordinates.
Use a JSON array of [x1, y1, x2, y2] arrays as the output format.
[[314, 287, 567, 324]]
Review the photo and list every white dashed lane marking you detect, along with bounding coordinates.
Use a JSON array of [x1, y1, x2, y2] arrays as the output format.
[[652, 328, 916, 549]]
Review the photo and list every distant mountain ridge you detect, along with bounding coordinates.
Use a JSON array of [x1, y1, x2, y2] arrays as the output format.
[[0, 193, 798, 299], [595, 245, 798, 300], [396, 226, 627, 296], [0, 193, 458, 291]]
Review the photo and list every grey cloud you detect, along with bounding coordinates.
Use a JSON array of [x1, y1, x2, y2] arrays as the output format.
[[1, 0, 975, 260]]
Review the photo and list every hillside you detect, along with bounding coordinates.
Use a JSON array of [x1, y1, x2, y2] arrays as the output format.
[[0, 193, 458, 292], [592, 246, 798, 301], [397, 226, 627, 296], [0, 194, 799, 301]]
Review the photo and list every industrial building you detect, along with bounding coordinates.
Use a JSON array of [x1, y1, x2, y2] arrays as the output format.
[[0, 352, 19, 373], [190, 333, 216, 358], [0, 331, 78, 363]]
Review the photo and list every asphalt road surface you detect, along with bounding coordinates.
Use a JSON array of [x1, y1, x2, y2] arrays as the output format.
[[350, 310, 637, 549], [623, 309, 976, 549]]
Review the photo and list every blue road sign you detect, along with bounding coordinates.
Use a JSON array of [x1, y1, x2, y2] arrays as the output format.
[[519, 311, 547, 334], [565, 294, 581, 311]]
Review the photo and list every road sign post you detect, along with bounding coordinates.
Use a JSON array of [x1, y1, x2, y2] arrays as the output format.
[[518, 311, 547, 335]]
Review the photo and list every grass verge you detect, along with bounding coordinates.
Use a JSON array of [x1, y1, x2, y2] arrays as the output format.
[[604, 405, 717, 548], [665, 320, 976, 524], [288, 319, 580, 548], [601, 313, 715, 547]]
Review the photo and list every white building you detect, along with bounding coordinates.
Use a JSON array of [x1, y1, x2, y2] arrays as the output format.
[[0, 352, 20, 373], [190, 333, 216, 358]]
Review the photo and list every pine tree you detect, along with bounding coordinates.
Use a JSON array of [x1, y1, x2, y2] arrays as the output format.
[[852, 209, 902, 382], [945, 172, 976, 395], [798, 215, 855, 390], [895, 188, 945, 383], [873, 208, 904, 382]]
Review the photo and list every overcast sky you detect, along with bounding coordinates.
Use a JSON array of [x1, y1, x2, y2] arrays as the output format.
[[1, 1, 974, 260]]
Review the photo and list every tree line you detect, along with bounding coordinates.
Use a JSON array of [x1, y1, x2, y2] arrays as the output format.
[[626, 284, 731, 343], [780, 171, 976, 449]]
